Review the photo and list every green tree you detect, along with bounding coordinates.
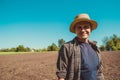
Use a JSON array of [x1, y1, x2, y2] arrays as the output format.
[[25, 47, 31, 52], [106, 40, 114, 51], [102, 36, 109, 46], [0, 48, 9, 52], [16, 45, 25, 52], [9, 48, 16, 52], [99, 45, 106, 51], [58, 39, 65, 48], [101, 34, 120, 51], [47, 43, 58, 51]]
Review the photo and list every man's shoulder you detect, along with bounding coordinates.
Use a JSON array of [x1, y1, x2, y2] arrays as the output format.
[[63, 39, 75, 46], [89, 40, 101, 53], [89, 40, 97, 46]]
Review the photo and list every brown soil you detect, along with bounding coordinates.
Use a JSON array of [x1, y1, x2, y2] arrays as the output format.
[[101, 51, 120, 80], [0, 51, 120, 80]]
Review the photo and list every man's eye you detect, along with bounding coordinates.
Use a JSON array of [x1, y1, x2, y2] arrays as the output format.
[[84, 26, 90, 29], [78, 26, 82, 29]]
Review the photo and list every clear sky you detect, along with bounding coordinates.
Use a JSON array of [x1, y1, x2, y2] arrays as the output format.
[[0, 0, 120, 49]]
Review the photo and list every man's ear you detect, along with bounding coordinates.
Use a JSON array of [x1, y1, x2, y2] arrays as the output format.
[[91, 29, 92, 32], [74, 26, 76, 32], [90, 26, 92, 32]]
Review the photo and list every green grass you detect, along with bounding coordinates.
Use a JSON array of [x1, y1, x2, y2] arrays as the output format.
[[0, 52, 31, 55], [0, 51, 58, 55]]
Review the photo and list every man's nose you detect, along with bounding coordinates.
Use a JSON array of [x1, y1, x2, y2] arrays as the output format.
[[81, 28, 86, 31]]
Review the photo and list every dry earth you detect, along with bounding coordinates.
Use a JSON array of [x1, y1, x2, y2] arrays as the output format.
[[0, 51, 120, 80]]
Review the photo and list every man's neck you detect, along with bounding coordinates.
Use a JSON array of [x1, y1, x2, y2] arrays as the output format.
[[76, 37, 88, 43]]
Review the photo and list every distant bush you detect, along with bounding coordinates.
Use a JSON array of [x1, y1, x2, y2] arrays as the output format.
[[100, 34, 120, 51], [0, 38, 66, 52], [58, 38, 65, 48], [47, 43, 59, 51], [0, 45, 31, 52]]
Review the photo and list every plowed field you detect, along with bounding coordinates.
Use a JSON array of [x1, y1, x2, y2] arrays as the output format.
[[0, 51, 120, 80]]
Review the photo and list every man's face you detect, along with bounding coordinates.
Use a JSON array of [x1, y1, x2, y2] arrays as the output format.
[[75, 21, 91, 40]]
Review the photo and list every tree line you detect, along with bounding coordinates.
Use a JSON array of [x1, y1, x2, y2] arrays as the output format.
[[0, 34, 120, 52], [100, 34, 120, 51], [0, 39, 65, 52]]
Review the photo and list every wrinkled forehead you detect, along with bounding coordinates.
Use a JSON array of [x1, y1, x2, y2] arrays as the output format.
[[75, 21, 91, 26]]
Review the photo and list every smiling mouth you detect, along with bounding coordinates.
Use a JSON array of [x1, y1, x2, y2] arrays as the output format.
[[81, 33, 87, 35]]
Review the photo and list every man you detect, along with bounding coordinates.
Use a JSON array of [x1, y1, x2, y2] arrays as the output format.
[[56, 13, 105, 80]]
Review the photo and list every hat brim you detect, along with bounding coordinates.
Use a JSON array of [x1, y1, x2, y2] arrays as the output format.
[[70, 19, 97, 33]]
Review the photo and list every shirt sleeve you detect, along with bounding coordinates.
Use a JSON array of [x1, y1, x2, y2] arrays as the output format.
[[97, 55, 105, 80], [56, 45, 69, 79]]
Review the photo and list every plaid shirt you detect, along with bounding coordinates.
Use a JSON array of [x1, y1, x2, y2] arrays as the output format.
[[56, 37, 105, 80]]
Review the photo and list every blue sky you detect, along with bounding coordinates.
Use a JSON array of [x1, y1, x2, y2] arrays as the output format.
[[0, 0, 120, 49]]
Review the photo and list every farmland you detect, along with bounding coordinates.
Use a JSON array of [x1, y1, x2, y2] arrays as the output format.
[[0, 51, 120, 80]]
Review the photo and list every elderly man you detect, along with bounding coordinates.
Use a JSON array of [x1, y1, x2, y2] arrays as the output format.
[[56, 13, 105, 80]]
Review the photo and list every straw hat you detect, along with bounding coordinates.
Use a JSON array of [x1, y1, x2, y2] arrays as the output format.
[[70, 13, 98, 33]]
